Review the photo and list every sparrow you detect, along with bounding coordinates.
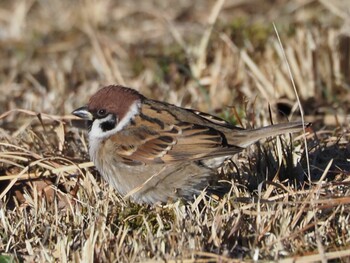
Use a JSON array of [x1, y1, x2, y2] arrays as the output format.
[[72, 85, 307, 204]]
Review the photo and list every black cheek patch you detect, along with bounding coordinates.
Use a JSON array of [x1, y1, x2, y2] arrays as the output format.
[[100, 115, 117, 132]]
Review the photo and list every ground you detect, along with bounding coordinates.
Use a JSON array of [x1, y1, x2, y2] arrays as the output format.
[[0, 0, 350, 262]]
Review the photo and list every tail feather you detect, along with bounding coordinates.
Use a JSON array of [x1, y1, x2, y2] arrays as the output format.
[[230, 121, 309, 148]]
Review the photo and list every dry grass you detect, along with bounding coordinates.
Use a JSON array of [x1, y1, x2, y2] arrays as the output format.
[[0, 0, 350, 262]]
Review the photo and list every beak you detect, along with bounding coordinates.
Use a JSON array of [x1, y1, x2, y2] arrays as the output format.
[[72, 106, 93, 120]]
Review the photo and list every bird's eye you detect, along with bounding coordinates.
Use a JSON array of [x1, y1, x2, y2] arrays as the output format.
[[97, 109, 107, 118]]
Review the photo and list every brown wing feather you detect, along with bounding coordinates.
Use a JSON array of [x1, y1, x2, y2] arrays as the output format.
[[109, 99, 306, 165], [111, 102, 243, 165]]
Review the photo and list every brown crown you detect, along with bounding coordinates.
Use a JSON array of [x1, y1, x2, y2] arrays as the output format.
[[88, 85, 144, 119]]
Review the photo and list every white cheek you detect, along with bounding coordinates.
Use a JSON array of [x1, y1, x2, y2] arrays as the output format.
[[88, 100, 141, 160], [89, 117, 108, 140], [114, 100, 140, 132], [88, 100, 140, 140]]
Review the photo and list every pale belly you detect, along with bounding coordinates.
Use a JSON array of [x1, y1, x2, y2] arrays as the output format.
[[90, 138, 214, 204]]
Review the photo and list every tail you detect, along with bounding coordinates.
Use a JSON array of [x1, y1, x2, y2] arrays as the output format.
[[230, 121, 310, 148]]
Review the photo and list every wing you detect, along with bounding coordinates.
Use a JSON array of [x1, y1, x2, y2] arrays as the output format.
[[110, 101, 243, 165], [189, 109, 238, 128]]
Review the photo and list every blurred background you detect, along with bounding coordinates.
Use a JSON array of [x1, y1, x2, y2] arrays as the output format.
[[0, 0, 349, 125]]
